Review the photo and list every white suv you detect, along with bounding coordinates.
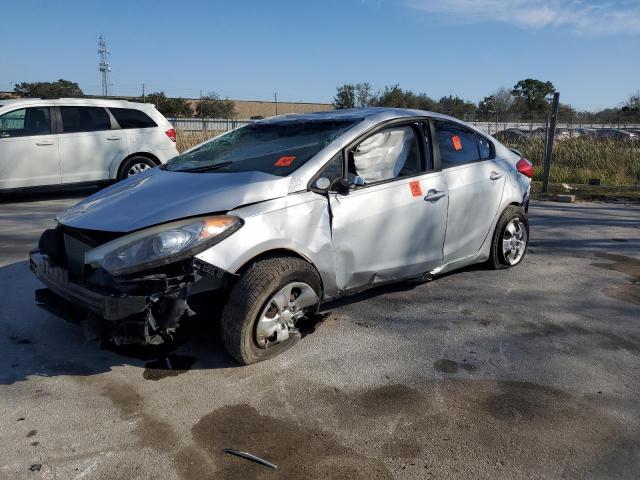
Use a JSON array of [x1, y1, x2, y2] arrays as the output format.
[[0, 98, 179, 191]]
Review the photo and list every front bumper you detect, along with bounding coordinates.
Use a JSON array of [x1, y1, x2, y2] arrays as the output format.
[[30, 251, 148, 321], [30, 249, 228, 345]]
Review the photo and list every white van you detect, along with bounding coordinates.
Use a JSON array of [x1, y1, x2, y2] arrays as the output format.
[[0, 98, 179, 191]]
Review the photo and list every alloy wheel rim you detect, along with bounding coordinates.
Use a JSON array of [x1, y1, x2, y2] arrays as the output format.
[[502, 218, 527, 265], [255, 282, 318, 348], [127, 163, 151, 177]]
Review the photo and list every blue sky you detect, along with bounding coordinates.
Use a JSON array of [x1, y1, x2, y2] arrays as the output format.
[[2, 0, 639, 111]]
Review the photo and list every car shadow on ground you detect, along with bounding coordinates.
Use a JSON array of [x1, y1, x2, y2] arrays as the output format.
[[0, 259, 243, 385], [0, 185, 103, 204], [0, 256, 499, 386]]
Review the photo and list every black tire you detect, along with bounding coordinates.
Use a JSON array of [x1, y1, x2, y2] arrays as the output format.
[[117, 156, 157, 181], [220, 256, 322, 365], [488, 205, 529, 270]]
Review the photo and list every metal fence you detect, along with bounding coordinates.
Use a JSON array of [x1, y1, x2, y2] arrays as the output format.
[[168, 117, 253, 132], [168, 117, 640, 136], [468, 121, 640, 136]]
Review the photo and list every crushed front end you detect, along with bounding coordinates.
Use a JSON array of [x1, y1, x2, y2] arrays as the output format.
[[30, 220, 235, 346]]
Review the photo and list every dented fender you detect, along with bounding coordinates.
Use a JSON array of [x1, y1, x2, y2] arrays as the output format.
[[195, 191, 338, 297]]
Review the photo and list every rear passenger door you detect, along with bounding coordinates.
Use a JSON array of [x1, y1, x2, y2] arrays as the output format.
[[57, 106, 128, 183], [108, 107, 160, 159], [433, 120, 506, 263]]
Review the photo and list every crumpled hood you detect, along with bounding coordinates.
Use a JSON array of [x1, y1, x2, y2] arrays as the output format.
[[57, 168, 292, 232]]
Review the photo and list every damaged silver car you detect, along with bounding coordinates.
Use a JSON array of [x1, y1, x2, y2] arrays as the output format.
[[31, 108, 532, 364]]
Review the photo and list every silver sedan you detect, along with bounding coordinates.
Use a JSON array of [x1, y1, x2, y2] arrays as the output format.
[[31, 108, 532, 364]]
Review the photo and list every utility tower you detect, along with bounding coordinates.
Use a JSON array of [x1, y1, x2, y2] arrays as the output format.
[[98, 35, 111, 96]]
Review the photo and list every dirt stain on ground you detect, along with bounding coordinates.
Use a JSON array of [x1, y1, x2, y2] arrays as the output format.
[[191, 404, 391, 480], [93, 374, 625, 480], [143, 354, 197, 381], [96, 378, 216, 479], [318, 381, 622, 479], [434, 359, 477, 374], [593, 253, 640, 306]]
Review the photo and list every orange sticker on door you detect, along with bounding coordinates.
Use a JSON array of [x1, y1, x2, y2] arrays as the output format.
[[451, 135, 463, 151], [274, 156, 296, 166], [409, 180, 422, 197]]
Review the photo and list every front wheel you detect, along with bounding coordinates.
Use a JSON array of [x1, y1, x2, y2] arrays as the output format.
[[488, 205, 529, 269], [220, 256, 321, 365]]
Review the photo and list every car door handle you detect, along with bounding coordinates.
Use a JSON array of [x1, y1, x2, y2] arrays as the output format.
[[107, 136, 121, 141], [35, 141, 54, 146], [490, 171, 504, 180], [424, 190, 446, 202]]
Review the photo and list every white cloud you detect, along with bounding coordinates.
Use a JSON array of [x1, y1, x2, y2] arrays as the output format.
[[406, 0, 640, 35]]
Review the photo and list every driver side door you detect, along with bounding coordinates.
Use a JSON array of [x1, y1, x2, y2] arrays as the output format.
[[326, 122, 449, 291]]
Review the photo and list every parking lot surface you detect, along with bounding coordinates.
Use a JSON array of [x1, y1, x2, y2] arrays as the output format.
[[1, 193, 639, 479]]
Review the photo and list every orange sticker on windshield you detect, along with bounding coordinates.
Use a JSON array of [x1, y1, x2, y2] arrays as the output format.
[[409, 180, 422, 197], [275, 156, 296, 167], [452, 135, 463, 151]]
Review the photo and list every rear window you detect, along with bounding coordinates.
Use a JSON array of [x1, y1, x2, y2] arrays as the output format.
[[61, 106, 111, 133], [434, 120, 480, 168], [164, 118, 361, 176], [110, 108, 157, 129]]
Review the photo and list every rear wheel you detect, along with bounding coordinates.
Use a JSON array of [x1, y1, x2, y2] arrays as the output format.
[[118, 156, 156, 180], [488, 205, 529, 269], [220, 256, 321, 365]]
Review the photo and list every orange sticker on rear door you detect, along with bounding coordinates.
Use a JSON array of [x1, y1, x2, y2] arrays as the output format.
[[274, 156, 296, 166], [409, 180, 422, 197], [451, 135, 463, 151]]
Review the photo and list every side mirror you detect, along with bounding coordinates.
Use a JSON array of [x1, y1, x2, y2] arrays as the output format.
[[331, 177, 350, 194]]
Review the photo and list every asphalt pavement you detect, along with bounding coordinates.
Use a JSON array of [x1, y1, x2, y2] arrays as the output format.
[[0, 193, 639, 479]]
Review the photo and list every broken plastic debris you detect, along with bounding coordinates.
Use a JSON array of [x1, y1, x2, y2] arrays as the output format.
[[223, 448, 277, 469]]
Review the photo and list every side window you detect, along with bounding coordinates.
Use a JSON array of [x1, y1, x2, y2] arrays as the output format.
[[109, 108, 157, 129], [477, 135, 492, 160], [61, 107, 111, 133], [348, 125, 420, 185], [0, 107, 51, 138], [434, 120, 480, 168], [316, 152, 343, 187]]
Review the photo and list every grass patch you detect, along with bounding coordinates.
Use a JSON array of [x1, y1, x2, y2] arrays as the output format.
[[505, 137, 640, 185], [176, 130, 221, 153]]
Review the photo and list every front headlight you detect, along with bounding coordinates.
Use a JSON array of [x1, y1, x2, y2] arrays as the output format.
[[85, 215, 243, 275]]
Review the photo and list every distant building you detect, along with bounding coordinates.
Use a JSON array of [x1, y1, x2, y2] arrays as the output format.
[[0, 92, 333, 118]]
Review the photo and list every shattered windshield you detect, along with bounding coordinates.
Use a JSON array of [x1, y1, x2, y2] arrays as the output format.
[[164, 117, 361, 176]]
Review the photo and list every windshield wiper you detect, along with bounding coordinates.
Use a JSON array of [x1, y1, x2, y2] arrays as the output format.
[[174, 161, 233, 173]]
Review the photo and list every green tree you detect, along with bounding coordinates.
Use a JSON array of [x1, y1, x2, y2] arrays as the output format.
[[557, 102, 576, 122], [511, 79, 555, 118], [14, 79, 83, 98], [621, 92, 640, 122], [143, 92, 192, 117], [374, 85, 437, 110], [333, 84, 356, 109], [195, 92, 236, 119], [436, 95, 477, 119], [355, 82, 374, 108], [477, 95, 496, 120]]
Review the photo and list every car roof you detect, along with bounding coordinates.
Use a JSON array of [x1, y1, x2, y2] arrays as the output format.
[[259, 107, 467, 126]]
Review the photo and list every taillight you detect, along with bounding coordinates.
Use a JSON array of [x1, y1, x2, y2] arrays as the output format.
[[516, 158, 533, 178], [165, 128, 176, 142]]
